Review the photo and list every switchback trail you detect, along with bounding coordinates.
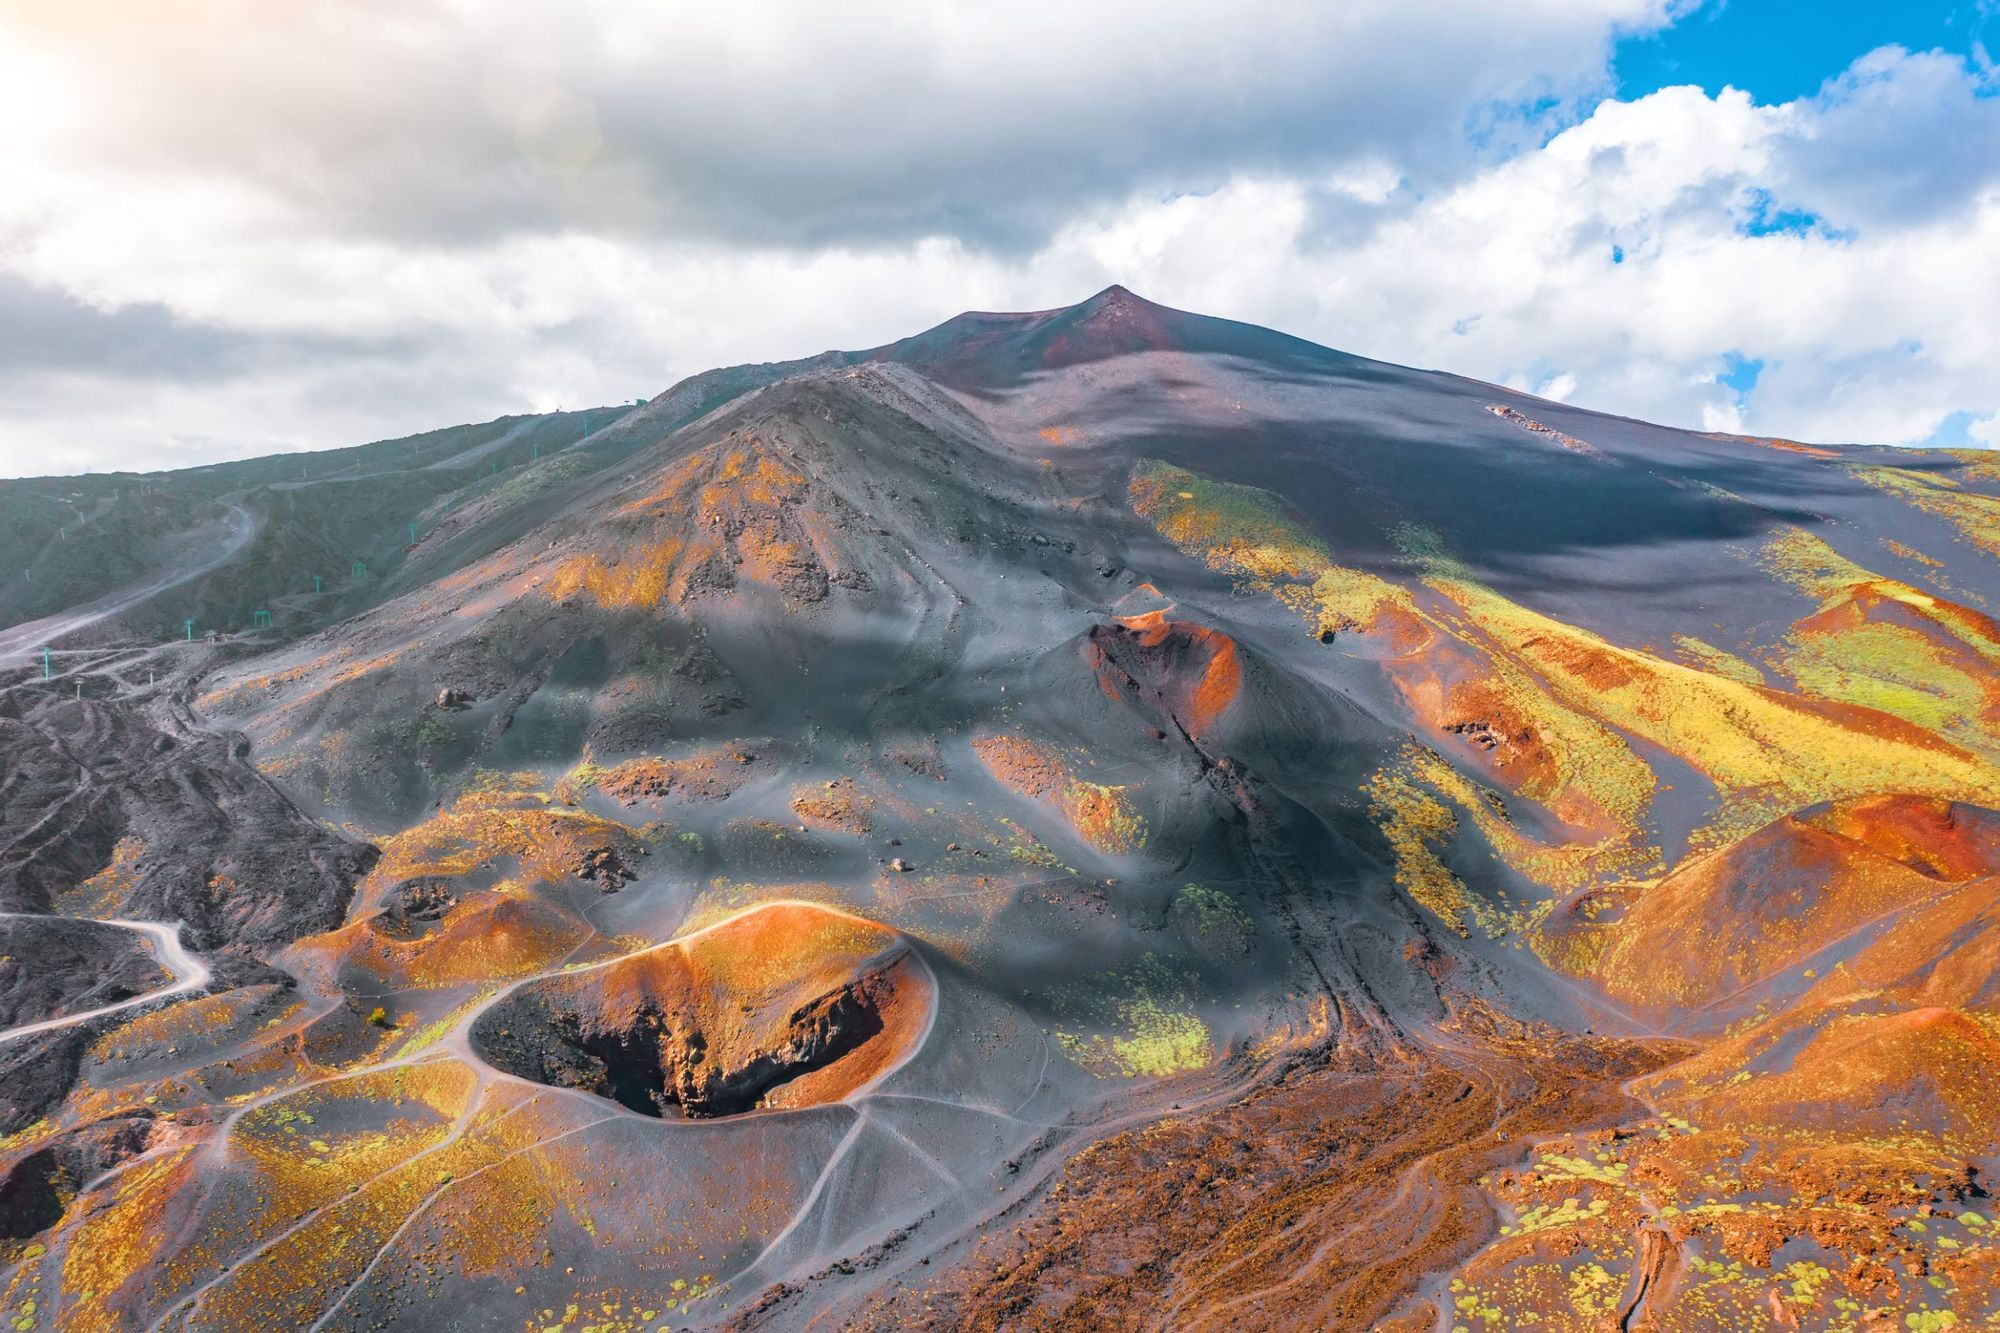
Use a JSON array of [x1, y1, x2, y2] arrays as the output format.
[[0, 914, 211, 1043]]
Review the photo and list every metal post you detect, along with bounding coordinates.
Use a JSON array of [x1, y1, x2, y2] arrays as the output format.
[[409, 521, 417, 544], [313, 575, 322, 594], [184, 618, 194, 642], [40, 647, 50, 680]]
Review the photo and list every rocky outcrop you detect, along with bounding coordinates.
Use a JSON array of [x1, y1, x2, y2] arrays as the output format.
[[0, 1110, 159, 1241], [0, 693, 375, 955]]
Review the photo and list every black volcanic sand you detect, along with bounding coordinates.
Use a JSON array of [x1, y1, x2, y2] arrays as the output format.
[[0, 690, 374, 950], [0, 916, 168, 1031]]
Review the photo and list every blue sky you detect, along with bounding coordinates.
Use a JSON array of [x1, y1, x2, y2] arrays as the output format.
[[2, 1, 1998, 475], [1608, 0, 2000, 450], [1618, 0, 1996, 102]]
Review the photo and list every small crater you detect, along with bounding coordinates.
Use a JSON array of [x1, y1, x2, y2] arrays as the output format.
[[470, 903, 929, 1118]]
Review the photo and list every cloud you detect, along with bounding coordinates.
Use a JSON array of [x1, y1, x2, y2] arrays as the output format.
[[1047, 47, 2000, 448], [0, 4, 1997, 477], [0, 0, 1669, 256]]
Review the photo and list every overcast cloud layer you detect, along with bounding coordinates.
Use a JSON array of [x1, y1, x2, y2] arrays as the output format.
[[2, 0, 1997, 477]]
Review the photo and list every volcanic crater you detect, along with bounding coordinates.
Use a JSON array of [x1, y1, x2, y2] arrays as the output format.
[[468, 902, 931, 1118]]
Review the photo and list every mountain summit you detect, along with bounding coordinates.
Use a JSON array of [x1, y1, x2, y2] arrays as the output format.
[[3, 291, 1999, 1330]]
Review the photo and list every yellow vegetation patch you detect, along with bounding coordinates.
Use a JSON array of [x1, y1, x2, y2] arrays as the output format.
[[1056, 954, 1214, 1078], [1759, 527, 2000, 755], [1364, 751, 1498, 939], [60, 834, 147, 916], [57, 1145, 202, 1327], [1672, 634, 1765, 685], [1401, 524, 2000, 842], [1129, 460, 1414, 635], [1854, 459, 2000, 561]]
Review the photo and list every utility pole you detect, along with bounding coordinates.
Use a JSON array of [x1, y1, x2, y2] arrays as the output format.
[[184, 618, 194, 642], [409, 521, 418, 544], [39, 647, 50, 680], [313, 574, 322, 595]]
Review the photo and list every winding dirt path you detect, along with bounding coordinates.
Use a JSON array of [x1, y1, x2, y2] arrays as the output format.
[[0, 914, 211, 1043], [0, 502, 255, 663]]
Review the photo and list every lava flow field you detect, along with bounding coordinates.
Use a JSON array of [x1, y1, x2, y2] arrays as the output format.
[[3, 287, 2000, 1331]]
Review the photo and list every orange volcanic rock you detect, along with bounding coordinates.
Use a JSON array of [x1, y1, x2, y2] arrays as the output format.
[[1702, 430, 1845, 458], [593, 743, 767, 805], [972, 732, 1148, 855], [470, 902, 928, 1117], [1391, 640, 1580, 821], [546, 434, 870, 612], [1645, 1001, 2000, 1144], [1086, 613, 1243, 739], [1798, 871, 2000, 1012], [1802, 791, 2000, 881], [1587, 795, 2000, 1019], [295, 891, 591, 991], [791, 776, 874, 836]]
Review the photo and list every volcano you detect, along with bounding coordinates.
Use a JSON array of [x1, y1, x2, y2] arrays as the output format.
[[3, 287, 1999, 1330]]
